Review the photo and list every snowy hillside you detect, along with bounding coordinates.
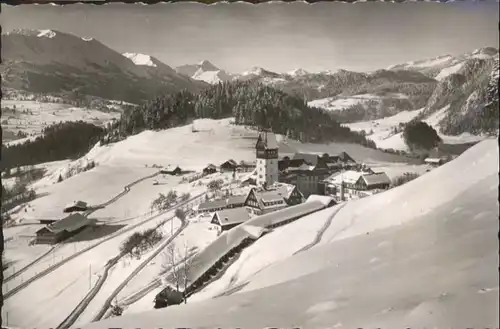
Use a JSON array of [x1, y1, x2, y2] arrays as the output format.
[[83, 138, 498, 329]]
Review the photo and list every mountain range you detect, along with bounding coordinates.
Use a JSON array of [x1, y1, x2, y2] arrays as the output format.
[[1, 29, 498, 137], [1, 29, 207, 104]]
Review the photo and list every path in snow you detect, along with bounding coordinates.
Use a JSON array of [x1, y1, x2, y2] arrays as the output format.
[[293, 203, 347, 255]]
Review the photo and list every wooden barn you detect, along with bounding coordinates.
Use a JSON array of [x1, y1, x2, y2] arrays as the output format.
[[63, 200, 88, 213], [220, 159, 238, 172], [211, 207, 251, 232], [35, 213, 95, 244], [161, 165, 182, 176], [202, 164, 217, 176]]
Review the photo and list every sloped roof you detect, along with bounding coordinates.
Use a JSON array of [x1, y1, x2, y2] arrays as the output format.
[[221, 159, 238, 167], [45, 213, 94, 234], [204, 164, 217, 169], [257, 132, 279, 150], [267, 182, 297, 200], [214, 207, 251, 227], [198, 194, 248, 211], [361, 172, 391, 186], [292, 153, 320, 166], [306, 195, 336, 207]]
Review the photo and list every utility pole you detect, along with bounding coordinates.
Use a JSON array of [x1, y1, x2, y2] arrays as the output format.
[[89, 263, 92, 290]]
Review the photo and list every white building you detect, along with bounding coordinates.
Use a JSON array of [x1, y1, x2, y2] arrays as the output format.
[[255, 131, 279, 187]]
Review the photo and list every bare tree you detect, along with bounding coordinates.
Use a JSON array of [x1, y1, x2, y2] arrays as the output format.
[[162, 241, 194, 303]]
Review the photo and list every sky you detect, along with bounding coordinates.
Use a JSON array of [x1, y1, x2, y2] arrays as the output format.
[[2, 1, 499, 73]]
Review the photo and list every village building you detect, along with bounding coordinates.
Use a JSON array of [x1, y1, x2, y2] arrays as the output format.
[[245, 182, 304, 216], [220, 159, 238, 173], [211, 207, 252, 232], [322, 170, 391, 202], [255, 131, 279, 187], [35, 213, 95, 244], [63, 200, 88, 213], [197, 194, 247, 214], [237, 160, 257, 173], [424, 157, 445, 167], [202, 164, 217, 176], [278, 151, 357, 198]]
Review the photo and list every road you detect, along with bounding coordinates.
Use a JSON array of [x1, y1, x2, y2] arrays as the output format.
[[4, 171, 162, 283], [55, 215, 181, 329], [4, 189, 205, 300]]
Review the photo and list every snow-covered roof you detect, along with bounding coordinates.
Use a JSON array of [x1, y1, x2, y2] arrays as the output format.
[[324, 170, 370, 185], [424, 158, 443, 163], [214, 207, 251, 227], [43, 213, 94, 234], [198, 194, 248, 211], [306, 195, 336, 207], [361, 172, 391, 187], [188, 200, 327, 285]]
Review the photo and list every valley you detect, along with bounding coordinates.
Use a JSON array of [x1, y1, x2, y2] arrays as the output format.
[[1, 4, 498, 328]]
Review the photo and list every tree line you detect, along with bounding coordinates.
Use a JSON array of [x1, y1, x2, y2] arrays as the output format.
[[118, 81, 377, 148]]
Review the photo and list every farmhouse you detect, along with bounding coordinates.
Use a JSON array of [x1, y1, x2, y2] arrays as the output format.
[[63, 200, 88, 213], [161, 165, 182, 175], [220, 159, 238, 172], [35, 213, 95, 244], [211, 207, 251, 232], [202, 164, 217, 176]]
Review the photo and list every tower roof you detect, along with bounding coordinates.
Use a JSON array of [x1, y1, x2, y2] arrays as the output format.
[[256, 131, 278, 150]]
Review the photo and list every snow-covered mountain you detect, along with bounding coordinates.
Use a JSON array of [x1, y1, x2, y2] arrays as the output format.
[[176, 60, 234, 84], [1, 29, 207, 104], [387, 47, 499, 81]]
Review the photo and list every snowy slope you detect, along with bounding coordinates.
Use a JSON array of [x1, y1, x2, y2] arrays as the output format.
[[123, 53, 157, 67], [83, 138, 498, 329]]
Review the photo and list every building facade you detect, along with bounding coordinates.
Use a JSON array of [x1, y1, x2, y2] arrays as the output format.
[[255, 131, 279, 187]]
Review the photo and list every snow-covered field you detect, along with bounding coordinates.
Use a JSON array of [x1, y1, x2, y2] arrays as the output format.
[[82, 138, 499, 329], [1, 100, 120, 143], [308, 93, 408, 112], [345, 105, 486, 151]]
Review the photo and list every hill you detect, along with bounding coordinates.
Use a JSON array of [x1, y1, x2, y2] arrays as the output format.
[[82, 138, 498, 329], [1, 29, 207, 104], [117, 81, 376, 148]]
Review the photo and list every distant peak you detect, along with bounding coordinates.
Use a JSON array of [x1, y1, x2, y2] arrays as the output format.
[[37, 29, 57, 38], [288, 68, 309, 76], [243, 66, 265, 76], [198, 60, 219, 71]]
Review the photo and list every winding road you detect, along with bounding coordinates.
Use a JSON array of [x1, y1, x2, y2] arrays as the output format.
[[4, 171, 162, 284]]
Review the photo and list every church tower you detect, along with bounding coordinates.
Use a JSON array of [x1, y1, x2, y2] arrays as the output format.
[[255, 130, 279, 187]]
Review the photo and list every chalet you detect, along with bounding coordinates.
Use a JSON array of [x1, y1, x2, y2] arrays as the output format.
[[211, 207, 251, 232], [197, 194, 248, 214], [279, 158, 331, 198], [220, 159, 238, 173], [35, 213, 95, 244], [63, 201, 88, 213], [244, 183, 303, 215], [161, 165, 182, 176], [202, 164, 217, 176], [154, 286, 184, 309]]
